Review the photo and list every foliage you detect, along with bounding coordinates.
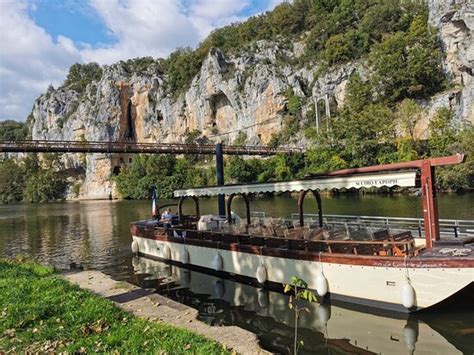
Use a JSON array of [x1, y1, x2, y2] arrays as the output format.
[[0, 120, 29, 140], [153, 0, 435, 95], [268, 115, 300, 148], [163, 48, 204, 96], [0, 154, 67, 204], [62, 63, 102, 94], [120, 57, 162, 75], [225, 154, 305, 184], [428, 109, 473, 191], [234, 131, 247, 146], [225, 157, 263, 183], [427, 107, 457, 157], [0, 258, 228, 354], [369, 14, 444, 102], [114, 155, 214, 199], [283, 276, 317, 304], [284, 87, 303, 117], [24, 170, 67, 203], [396, 99, 425, 142], [283, 275, 317, 355], [0, 159, 25, 203]]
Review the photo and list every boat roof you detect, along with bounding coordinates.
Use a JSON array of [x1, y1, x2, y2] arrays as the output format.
[[174, 170, 417, 197]]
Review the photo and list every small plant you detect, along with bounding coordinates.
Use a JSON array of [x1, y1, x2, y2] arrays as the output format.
[[283, 276, 317, 354]]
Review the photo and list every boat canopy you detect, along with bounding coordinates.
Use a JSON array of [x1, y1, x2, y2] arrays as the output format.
[[174, 170, 417, 197]]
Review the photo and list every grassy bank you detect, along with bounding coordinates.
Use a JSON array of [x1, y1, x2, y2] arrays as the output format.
[[0, 258, 228, 354]]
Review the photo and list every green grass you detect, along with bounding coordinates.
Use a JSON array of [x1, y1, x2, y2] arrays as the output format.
[[0, 257, 228, 354]]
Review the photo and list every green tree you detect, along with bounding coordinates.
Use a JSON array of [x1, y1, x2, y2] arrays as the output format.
[[24, 171, 66, 203], [0, 120, 29, 140], [163, 48, 204, 96], [0, 159, 25, 203], [63, 63, 103, 93], [369, 15, 444, 102], [396, 99, 425, 142], [428, 108, 456, 157]]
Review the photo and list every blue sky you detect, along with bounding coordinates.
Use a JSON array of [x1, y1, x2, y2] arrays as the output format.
[[29, 0, 117, 47], [0, 0, 282, 121]]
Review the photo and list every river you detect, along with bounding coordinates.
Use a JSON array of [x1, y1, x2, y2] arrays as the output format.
[[1, 194, 473, 354]]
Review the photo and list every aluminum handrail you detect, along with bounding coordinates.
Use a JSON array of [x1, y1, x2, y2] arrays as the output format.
[[289, 213, 474, 238]]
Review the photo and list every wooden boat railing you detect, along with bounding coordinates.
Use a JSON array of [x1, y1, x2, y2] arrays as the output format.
[[145, 222, 422, 257]]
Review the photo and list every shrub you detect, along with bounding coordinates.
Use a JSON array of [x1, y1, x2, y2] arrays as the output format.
[[0, 120, 29, 140], [62, 63, 103, 93]]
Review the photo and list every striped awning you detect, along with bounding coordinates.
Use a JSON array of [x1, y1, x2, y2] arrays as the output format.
[[174, 171, 417, 197]]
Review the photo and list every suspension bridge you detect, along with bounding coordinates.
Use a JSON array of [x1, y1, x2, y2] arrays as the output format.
[[0, 139, 303, 156]]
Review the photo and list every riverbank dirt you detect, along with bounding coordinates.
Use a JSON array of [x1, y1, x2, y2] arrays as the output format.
[[63, 270, 270, 355]]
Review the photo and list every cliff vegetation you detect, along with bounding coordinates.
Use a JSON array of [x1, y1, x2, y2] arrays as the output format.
[[1, 0, 473, 202]]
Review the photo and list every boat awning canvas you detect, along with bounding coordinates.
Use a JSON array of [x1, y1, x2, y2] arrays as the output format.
[[174, 170, 417, 197]]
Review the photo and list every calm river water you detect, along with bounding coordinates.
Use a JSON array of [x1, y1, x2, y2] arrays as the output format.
[[1, 194, 473, 354]]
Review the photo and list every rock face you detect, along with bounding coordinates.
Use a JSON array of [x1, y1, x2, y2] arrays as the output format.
[[30, 1, 474, 199], [427, 0, 474, 123]]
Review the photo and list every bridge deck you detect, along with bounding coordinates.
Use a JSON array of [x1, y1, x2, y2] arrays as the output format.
[[0, 140, 302, 156]]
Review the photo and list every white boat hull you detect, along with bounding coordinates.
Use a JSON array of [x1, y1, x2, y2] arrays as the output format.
[[132, 235, 474, 312]]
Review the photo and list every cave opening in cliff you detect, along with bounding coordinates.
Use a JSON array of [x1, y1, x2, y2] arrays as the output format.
[[124, 101, 136, 141], [209, 92, 233, 125]]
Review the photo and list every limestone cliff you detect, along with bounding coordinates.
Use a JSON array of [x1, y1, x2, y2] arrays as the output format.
[[29, 0, 473, 199]]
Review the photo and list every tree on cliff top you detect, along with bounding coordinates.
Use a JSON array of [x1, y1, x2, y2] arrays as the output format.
[[63, 63, 103, 94]]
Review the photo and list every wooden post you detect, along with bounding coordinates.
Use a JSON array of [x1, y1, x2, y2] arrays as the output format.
[[421, 160, 440, 248]]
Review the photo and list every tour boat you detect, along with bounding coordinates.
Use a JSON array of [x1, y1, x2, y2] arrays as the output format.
[[130, 154, 474, 313]]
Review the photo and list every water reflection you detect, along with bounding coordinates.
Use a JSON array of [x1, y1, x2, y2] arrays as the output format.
[[1, 197, 473, 354], [132, 257, 472, 355]]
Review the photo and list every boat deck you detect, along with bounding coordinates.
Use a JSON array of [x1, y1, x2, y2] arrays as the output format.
[[417, 240, 474, 259]]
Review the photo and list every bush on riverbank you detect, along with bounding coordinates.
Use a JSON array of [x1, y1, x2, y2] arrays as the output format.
[[0, 258, 227, 354]]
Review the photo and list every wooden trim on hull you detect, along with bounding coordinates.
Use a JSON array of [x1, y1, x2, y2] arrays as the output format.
[[136, 250, 422, 313], [131, 226, 474, 269]]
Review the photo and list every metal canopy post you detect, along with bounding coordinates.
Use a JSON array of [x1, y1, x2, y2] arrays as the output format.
[[297, 190, 323, 228], [178, 196, 200, 222], [216, 143, 226, 216], [421, 160, 440, 248], [226, 193, 251, 225]]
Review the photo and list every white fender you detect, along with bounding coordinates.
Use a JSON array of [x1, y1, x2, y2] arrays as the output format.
[[180, 270, 191, 287], [402, 281, 416, 309], [131, 240, 139, 254], [316, 303, 330, 325], [316, 272, 328, 296], [258, 290, 269, 308], [162, 245, 171, 260], [212, 254, 223, 271], [256, 264, 267, 283], [213, 280, 225, 298], [180, 249, 189, 264], [131, 256, 140, 269], [403, 323, 418, 352]]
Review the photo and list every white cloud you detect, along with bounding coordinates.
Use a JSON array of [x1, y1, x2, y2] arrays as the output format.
[[0, 0, 81, 120], [0, 0, 283, 120], [82, 0, 200, 64]]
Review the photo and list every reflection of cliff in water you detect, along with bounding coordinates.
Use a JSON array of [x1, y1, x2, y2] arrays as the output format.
[[131, 257, 471, 355]]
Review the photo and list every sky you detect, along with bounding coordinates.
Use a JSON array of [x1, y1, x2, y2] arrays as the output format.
[[0, 0, 283, 121]]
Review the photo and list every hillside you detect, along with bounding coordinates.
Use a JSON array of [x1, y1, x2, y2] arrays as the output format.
[[2, 0, 473, 201]]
